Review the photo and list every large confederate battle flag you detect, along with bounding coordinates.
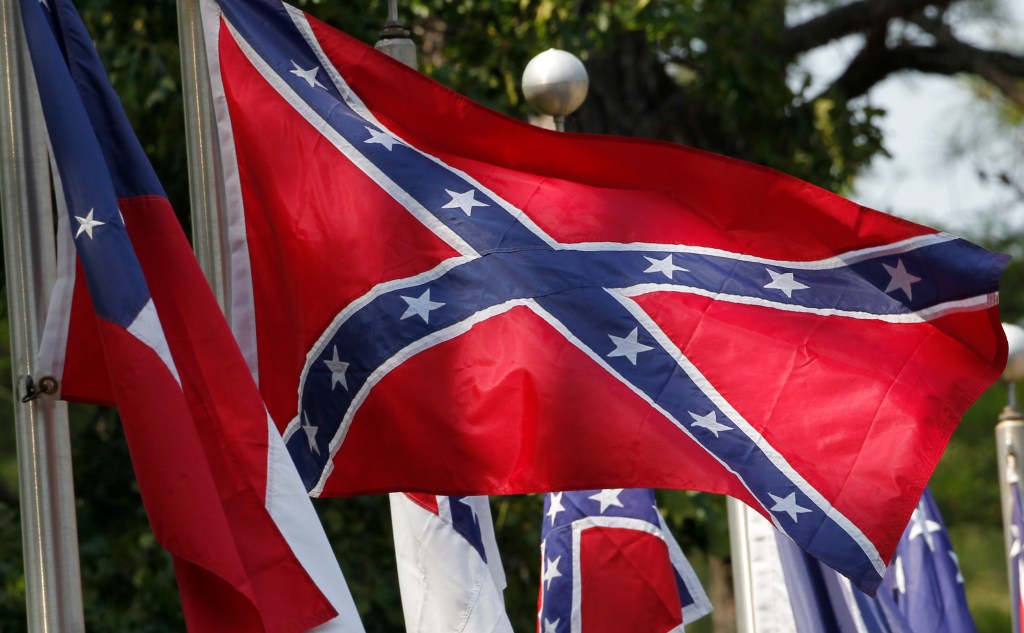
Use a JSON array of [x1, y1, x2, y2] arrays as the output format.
[[189, 0, 1006, 593]]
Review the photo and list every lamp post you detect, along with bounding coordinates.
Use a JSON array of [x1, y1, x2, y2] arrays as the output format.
[[521, 48, 589, 132], [997, 321, 1024, 628]]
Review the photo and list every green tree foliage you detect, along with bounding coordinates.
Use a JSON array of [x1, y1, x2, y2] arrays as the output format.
[[1, 1, 1023, 631]]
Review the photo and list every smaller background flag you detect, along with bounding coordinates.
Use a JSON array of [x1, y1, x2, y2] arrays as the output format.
[[743, 485, 976, 633], [741, 502, 910, 633], [538, 489, 711, 633], [390, 493, 512, 633], [880, 488, 976, 633]]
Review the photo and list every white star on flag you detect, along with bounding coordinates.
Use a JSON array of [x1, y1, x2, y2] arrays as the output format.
[[442, 189, 489, 216], [883, 258, 921, 300], [908, 504, 942, 551], [763, 268, 808, 298], [301, 412, 319, 455], [769, 491, 812, 522], [588, 488, 625, 513], [643, 254, 687, 279], [543, 618, 560, 633], [400, 289, 445, 323], [948, 550, 964, 583], [547, 492, 565, 526], [607, 327, 653, 365], [364, 126, 399, 151], [289, 60, 326, 89], [74, 208, 105, 239], [542, 555, 563, 590], [323, 345, 350, 390], [1011, 524, 1021, 558], [688, 410, 732, 438], [893, 555, 906, 594]]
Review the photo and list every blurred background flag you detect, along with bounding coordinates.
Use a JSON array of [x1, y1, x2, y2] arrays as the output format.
[[538, 489, 711, 632], [741, 502, 910, 633], [741, 486, 976, 633], [390, 493, 513, 633], [880, 488, 977, 633], [24, 0, 364, 630]]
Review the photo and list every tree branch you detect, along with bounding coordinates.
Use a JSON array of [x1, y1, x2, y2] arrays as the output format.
[[784, 0, 951, 55], [825, 36, 1024, 101]]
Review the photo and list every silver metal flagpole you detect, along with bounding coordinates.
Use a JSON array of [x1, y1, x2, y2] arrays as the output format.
[[176, 0, 229, 312], [728, 498, 755, 632], [997, 322, 1024, 623], [0, 0, 84, 630]]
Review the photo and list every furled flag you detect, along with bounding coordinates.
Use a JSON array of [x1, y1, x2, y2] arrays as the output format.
[[880, 488, 976, 633], [739, 502, 912, 633], [24, 0, 363, 631], [538, 489, 711, 633], [1008, 469, 1024, 633], [390, 493, 513, 632], [187, 0, 1010, 592]]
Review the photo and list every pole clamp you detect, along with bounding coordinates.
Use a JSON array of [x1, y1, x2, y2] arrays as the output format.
[[20, 375, 58, 402]]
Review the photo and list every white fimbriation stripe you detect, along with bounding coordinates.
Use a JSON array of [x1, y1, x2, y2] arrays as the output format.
[[200, 0, 261, 383], [617, 282, 1000, 324], [126, 300, 181, 386], [282, 5, 562, 252], [284, 255, 473, 444], [306, 298, 532, 496], [655, 512, 713, 623], [743, 506, 799, 633], [264, 412, 365, 633], [605, 290, 884, 576], [221, 20, 479, 259], [568, 232, 957, 269], [570, 522, 584, 633]]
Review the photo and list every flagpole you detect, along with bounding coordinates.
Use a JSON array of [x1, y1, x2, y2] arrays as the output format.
[[0, 0, 85, 631], [374, 0, 417, 68], [728, 498, 755, 632], [997, 322, 1024, 618], [176, 0, 229, 312]]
